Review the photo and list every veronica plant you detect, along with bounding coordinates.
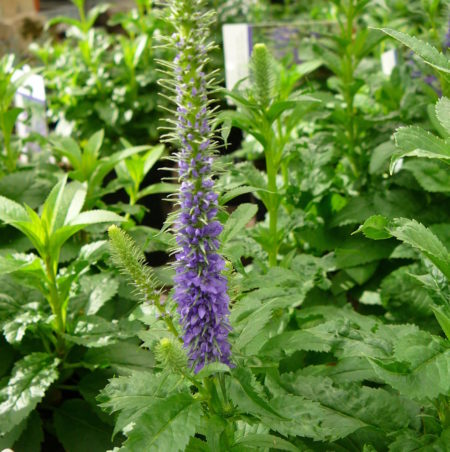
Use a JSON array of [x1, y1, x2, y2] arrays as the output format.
[[113, 143, 178, 222], [312, 0, 385, 182], [50, 130, 152, 209], [0, 176, 123, 350], [219, 44, 321, 266]]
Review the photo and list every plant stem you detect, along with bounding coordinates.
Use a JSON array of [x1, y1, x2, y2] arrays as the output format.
[[265, 142, 279, 267], [45, 256, 66, 354]]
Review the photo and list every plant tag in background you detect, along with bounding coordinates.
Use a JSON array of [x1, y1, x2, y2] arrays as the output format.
[[381, 48, 398, 76], [380, 49, 403, 172], [13, 66, 48, 154], [222, 23, 252, 92], [222, 21, 330, 95]]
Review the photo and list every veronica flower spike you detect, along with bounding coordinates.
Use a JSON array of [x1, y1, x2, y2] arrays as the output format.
[[161, 0, 231, 372]]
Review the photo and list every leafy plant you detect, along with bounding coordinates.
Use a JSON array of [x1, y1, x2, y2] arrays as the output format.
[[219, 44, 321, 266], [32, 0, 169, 148], [49, 130, 155, 209], [0, 175, 123, 347]]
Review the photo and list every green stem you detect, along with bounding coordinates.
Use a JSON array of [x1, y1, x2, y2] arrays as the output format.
[[45, 256, 65, 353], [266, 146, 279, 267], [154, 297, 180, 340]]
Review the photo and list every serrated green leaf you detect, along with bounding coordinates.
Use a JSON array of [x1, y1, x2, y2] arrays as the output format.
[[356, 215, 391, 240], [122, 393, 202, 452], [231, 433, 299, 451], [220, 203, 258, 245], [0, 353, 59, 435], [98, 371, 186, 438], [391, 126, 450, 173], [388, 218, 450, 279], [402, 160, 450, 193], [379, 28, 450, 75], [229, 368, 287, 420], [371, 330, 450, 401]]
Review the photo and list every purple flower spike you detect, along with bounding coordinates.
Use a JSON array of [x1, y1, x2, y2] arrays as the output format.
[[166, 0, 231, 372]]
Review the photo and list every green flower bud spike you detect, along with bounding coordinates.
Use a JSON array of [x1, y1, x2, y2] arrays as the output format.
[[108, 225, 179, 338], [154, 337, 188, 373], [250, 43, 277, 109]]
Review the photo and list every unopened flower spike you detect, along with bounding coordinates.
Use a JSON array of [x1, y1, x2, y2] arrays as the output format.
[[161, 0, 232, 372]]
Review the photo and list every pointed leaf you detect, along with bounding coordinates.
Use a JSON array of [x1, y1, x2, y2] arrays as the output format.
[[69, 210, 124, 226]]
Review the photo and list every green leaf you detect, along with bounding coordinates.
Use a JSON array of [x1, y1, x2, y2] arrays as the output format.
[[84, 342, 154, 374], [0, 353, 59, 435], [379, 28, 450, 75], [0, 196, 28, 224], [402, 160, 450, 193], [388, 218, 450, 279], [195, 362, 231, 379], [436, 96, 450, 135], [356, 215, 391, 240], [219, 185, 260, 205], [65, 316, 141, 348], [98, 371, 186, 438], [268, 374, 419, 442], [80, 273, 119, 315], [220, 203, 258, 245], [231, 433, 299, 451], [12, 410, 44, 452], [392, 126, 450, 173], [84, 130, 104, 161], [54, 399, 116, 452], [371, 329, 450, 401], [136, 182, 178, 200], [229, 368, 287, 420], [2, 107, 23, 137], [69, 210, 124, 226], [260, 329, 332, 359], [432, 305, 450, 339], [2, 301, 46, 344], [335, 236, 395, 268], [41, 175, 68, 234], [380, 264, 435, 325], [50, 136, 83, 169], [122, 393, 202, 452]]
